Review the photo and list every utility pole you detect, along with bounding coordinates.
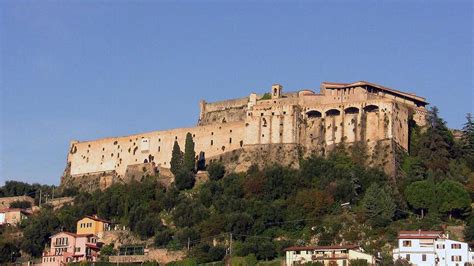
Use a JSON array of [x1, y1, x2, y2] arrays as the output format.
[[52, 187, 55, 200], [187, 237, 190, 251], [39, 189, 42, 207]]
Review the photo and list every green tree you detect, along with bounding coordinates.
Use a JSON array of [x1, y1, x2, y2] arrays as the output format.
[[170, 141, 184, 176], [174, 170, 195, 190], [183, 132, 196, 172], [418, 106, 454, 174], [21, 208, 60, 257], [0, 241, 20, 263], [363, 183, 396, 227], [9, 200, 32, 209], [405, 180, 436, 218], [207, 161, 226, 181], [155, 229, 173, 247], [461, 113, 474, 169], [437, 180, 471, 219]]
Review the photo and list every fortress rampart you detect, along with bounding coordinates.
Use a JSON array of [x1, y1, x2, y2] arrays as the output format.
[[61, 81, 427, 190]]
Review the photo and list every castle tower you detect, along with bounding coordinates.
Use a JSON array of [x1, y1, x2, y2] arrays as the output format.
[[271, 84, 282, 99]]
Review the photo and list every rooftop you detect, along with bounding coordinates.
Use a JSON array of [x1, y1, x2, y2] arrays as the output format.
[[321, 81, 428, 104], [284, 244, 359, 252]]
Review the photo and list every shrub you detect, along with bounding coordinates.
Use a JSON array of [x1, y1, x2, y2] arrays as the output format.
[[207, 161, 225, 181]]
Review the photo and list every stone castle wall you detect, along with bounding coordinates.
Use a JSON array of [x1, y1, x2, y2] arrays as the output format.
[[62, 81, 427, 190]]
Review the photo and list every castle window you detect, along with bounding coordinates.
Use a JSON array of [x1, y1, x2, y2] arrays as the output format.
[[211, 140, 214, 146], [306, 110, 322, 118], [344, 107, 359, 114], [229, 138, 232, 144], [158, 146, 161, 152], [272, 112, 275, 115], [325, 109, 341, 116], [363, 105, 379, 113], [211, 132, 214, 135], [261, 113, 264, 116], [175, 136, 177, 140], [240, 140, 243, 147], [262, 118, 267, 127], [158, 138, 161, 142], [283, 111, 286, 115], [230, 129, 232, 133]]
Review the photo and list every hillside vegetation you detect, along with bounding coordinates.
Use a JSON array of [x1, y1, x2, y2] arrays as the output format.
[[1, 108, 473, 264]]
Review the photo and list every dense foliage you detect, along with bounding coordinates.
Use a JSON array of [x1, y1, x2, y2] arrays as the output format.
[[2, 109, 474, 264]]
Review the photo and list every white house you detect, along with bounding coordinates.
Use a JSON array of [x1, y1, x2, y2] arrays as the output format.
[[284, 244, 375, 266], [393, 230, 474, 266]]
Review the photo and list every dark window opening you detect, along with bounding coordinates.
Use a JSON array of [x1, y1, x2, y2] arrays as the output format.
[[325, 109, 341, 116], [306, 110, 322, 118], [344, 107, 359, 114]]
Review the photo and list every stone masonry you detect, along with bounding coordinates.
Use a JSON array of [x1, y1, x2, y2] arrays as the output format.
[[61, 81, 428, 190]]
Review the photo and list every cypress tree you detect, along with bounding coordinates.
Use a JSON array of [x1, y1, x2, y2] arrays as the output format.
[[462, 113, 474, 169], [418, 106, 454, 174], [184, 132, 196, 172], [170, 141, 183, 176]]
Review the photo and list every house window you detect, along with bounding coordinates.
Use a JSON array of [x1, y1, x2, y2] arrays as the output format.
[[402, 240, 412, 247], [75, 247, 81, 252], [437, 244, 445, 249], [452, 255, 462, 261], [422, 254, 427, 261], [451, 243, 461, 249]]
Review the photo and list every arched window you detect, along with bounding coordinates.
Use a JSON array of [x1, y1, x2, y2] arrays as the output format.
[[364, 105, 379, 112], [325, 109, 341, 116], [344, 107, 359, 114], [306, 110, 322, 118]]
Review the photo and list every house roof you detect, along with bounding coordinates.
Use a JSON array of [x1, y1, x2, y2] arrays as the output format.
[[397, 230, 443, 239], [81, 215, 112, 224], [321, 81, 427, 105], [50, 231, 95, 238], [284, 244, 359, 252], [0, 208, 31, 215]]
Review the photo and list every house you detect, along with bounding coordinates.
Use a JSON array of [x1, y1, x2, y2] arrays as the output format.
[[41, 232, 101, 266], [393, 230, 474, 265], [0, 208, 30, 226], [284, 245, 376, 266], [76, 215, 111, 237]]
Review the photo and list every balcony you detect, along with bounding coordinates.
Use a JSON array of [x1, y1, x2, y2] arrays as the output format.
[[312, 254, 348, 260]]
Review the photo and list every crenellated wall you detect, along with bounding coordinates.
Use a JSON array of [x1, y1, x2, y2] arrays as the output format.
[[62, 81, 428, 190]]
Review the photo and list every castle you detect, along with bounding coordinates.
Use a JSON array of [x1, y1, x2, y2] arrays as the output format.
[[61, 81, 427, 190]]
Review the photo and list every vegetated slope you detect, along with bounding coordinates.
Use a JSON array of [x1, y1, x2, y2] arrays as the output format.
[[1, 108, 474, 265]]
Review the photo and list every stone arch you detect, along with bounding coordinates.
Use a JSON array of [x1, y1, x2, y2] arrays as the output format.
[[364, 105, 379, 112], [344, 107, 359, 114], [325, 109, 341, 116], [306, 110, 322, 118]]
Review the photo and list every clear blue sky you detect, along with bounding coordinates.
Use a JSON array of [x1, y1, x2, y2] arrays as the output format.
[[1, 1, 472, 185]]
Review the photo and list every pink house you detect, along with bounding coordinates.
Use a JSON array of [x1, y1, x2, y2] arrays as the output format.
[[41, 232, 101, 266]]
